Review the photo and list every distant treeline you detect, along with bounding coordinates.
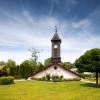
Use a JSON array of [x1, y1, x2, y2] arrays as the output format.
[[0, 58, 75, 79]]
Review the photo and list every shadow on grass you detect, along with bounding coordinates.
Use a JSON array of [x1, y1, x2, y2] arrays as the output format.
[[0, 82, 15, 85], [81, 83, 100, 88]]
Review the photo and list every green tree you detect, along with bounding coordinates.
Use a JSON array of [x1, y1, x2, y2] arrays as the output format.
[[44, 58, 52, 66], [61, 62, 75, 69], [15, 65, 20, 79], [37, 62, 44, 71], [5, 59, 16, 68], [75, 48, 100, 87], [5, 59, 16, 77], [20, 60, 34, 79], [9, 67, 17, 77], [0, 61, 6, 66]]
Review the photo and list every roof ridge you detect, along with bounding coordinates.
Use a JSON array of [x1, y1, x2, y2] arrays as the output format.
[[32, 63, 81, 77]]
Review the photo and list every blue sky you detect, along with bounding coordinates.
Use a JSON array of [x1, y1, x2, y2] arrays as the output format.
[[0, 0, 100, 64]]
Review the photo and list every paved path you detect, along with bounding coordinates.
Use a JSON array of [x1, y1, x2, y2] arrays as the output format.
[[80, 78, 96, 84]]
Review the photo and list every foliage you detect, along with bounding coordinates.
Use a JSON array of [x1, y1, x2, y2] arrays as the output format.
[[61, 62, 75, 69], [44, 58, 52, 66], [0, 58, 45, 79], [0, 66, 4, 70], [80, 73, 93, 78], [20, 60, 33, 79], [46, 74, 51, 81], [75, 48, 100, 86], [0, 61, 6, 66], [5, 59, 16, 68], [0, 76, 14, 85], [33, 75, 64, 82], [28, 48, 39, 63], [64, 78, 81, 81], [5, 59, 17, 77], [14, 65, 21, 79], [0, 68, 8, 77], [36, 62, 45, 72], [9, 66, 17, 77], [51, 75, 63, 82]]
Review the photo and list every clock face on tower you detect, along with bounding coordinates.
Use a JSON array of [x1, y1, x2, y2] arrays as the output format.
[[54, 45, 58, 48]]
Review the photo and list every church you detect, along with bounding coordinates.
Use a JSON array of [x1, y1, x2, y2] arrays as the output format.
[[32, 28, 80, 80]]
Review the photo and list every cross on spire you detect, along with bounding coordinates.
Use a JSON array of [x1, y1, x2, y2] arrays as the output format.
[[51, 26, 61, 42], [55, 26, 57, 33]]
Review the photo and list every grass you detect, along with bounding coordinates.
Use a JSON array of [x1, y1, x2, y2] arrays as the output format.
[[0, 80, 100, 100]]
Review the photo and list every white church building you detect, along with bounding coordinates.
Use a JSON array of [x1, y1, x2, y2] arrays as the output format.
[[32, 29, 81, 80]]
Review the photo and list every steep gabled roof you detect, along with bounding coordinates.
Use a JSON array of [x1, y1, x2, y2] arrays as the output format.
[[51, 33, 61, 42], [32, 64, 81, 77]]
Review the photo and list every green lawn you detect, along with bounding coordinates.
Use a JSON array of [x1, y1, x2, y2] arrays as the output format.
[[0, 80, 100, 100]]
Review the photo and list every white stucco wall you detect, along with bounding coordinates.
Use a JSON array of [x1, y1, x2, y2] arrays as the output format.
[[33, 65, 80, 79]]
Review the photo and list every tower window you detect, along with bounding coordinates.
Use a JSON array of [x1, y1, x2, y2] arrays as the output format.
[[54, 66, 57, 70]]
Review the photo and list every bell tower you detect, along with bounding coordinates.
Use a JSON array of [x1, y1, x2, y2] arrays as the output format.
[[51, 27, 61, 64]]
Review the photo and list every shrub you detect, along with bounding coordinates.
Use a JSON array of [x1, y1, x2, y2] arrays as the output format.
[[41, 76, 46, 81], [52, 75, 63, 82], [80, 73, 93, 79], [31, 75, 80, 82], [64, 78, 81, 81], [60, 75, 63, 80], [45, 74, 51, 81], [0, 76, 14, 85], [0, 69, 8, 77]]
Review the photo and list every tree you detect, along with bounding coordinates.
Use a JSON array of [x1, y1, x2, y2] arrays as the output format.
[[75, 48, 100, 87], [28, 48, 39, 63], [20, 60, 33, 79], [44, 58, 52, 66], [61, 62, 75, 69], [5, 59, 16, 77], [37, 62, 44, 71], [5, 59, 16, 68], [0, 68, 8, 77], [0, 61, 6, 66], [15, 65, 20, 79]]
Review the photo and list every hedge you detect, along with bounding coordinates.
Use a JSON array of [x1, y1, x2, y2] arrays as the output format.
[[0, 76, 14, 85]]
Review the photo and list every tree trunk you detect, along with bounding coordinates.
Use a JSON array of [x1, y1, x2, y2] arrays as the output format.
[[96, 71, 99, 87]]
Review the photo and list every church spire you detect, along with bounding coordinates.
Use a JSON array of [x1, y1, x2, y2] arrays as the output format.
[[55, 26, 57, 33], [51, 26, 61, 42]]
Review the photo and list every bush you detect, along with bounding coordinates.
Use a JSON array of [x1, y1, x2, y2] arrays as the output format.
[[32, 75, 81, 82], [0, 76, 14, 85], [64, 78, 81, 81], [52, 75, 63, 82], [45, 74, 51, 81], [80, 73, 93, 79], [0, 69, 8, 77]]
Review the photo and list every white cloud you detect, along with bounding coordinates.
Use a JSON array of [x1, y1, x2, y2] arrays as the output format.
[[72, 19, 91, 29], [0, 6, 100, 64], [0, 51, 31, 64]]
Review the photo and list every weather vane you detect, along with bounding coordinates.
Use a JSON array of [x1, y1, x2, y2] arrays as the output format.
[[54, 26, 57, 33]]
